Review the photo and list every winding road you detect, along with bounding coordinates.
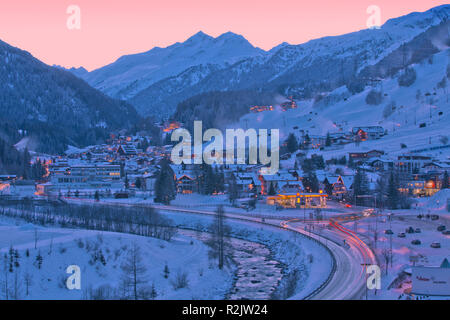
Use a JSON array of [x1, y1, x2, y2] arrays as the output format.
[[62, 197, 376, 299], [280, 217, 376, 299]]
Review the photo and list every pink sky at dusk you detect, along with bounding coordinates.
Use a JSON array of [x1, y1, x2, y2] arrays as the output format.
[[0, 0, 447, 71]]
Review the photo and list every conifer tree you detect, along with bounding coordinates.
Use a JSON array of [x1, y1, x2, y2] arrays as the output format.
[[155, 159, 176, 204], [35, 252, 43, 270], [163, 263, 170, 279], [268, 183, 276, 196], [387, 172, 399, 209], [286, 133, 299, 153], [325, 132, 332, 147], [303, 134, 311, 149], [353, 169, 369, 204], [305, 171, 320, 193], [227, 174, 239, 203], [442, 171, 449, 189]]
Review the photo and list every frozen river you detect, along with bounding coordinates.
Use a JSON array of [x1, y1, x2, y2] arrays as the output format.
[[179, 229, 283, 299]]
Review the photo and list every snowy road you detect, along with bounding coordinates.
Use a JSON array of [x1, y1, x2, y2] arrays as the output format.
[[282, 219, 376, 300], [62, 198, 375, 299]]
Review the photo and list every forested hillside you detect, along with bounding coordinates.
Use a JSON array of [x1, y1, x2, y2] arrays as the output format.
[[172, 90, 278, 131], [0, 39, 141, 154]]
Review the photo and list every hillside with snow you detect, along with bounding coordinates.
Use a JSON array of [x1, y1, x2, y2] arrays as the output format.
[[0, 219, 232, 300], [236, 49, 450, 160]]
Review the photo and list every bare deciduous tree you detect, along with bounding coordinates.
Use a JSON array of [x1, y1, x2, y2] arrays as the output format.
[[171, 271, 189, 290], [207, 205, 232, 270], [381, 248, 391, 275], [120, 242, 148, 300], [23, 271, 33, 297]]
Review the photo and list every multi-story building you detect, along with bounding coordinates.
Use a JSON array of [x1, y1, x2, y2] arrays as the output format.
[[36, 162, 123, 196], [395, 155, 432, 174]]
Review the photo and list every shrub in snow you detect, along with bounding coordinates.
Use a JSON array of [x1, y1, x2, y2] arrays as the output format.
[[346, 79, 365, 94], [57, 274, 66, 289], [85, 284, 117, 300], [163, 263, 170, 279], [398, 67, 417, 87], [85, 240, 92, 252], [366, 89, 383, 105], [383, 100, 396, 118], [75, 238, 84, 248], [272, 268, 301, 299], [313, 93, 345, 108], [313, 94, 324, 105], [437, 76, 447, 91], [171, 271, 189, 290]]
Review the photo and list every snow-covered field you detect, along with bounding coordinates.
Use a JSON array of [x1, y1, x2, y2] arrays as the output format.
[[417, 189, 450, 213], [0, 217, 232, 300], [0, 197, 334, 300]]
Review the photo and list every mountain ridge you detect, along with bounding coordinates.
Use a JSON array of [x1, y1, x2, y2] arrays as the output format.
[[127, 4, 449, 119], [81, 31, 265, 100]]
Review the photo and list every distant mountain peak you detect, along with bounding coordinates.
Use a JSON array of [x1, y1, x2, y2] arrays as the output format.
[[185, 31, 249, 44], [83, 30, 265, 100], [70, 66, 88, 72], [185, 31, 214, 43], [217, 31, 243, 40], [382, 3, 449, 28], [53, 65, 89, 78], [269, 42, 290, 54]]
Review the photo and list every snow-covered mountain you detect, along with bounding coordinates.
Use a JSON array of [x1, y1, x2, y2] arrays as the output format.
[[235, 48, 450, 161], [128, 63, 223, 116], [82, 31, 265, 100], [186, 5, 449, 94], [0, 39, 140, 154], [76, 4, 449, 121], [127, 5, 450, 119]]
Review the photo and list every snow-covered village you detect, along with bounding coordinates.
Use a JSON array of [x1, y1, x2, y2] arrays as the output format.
[[0, 1, 449, 306]]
